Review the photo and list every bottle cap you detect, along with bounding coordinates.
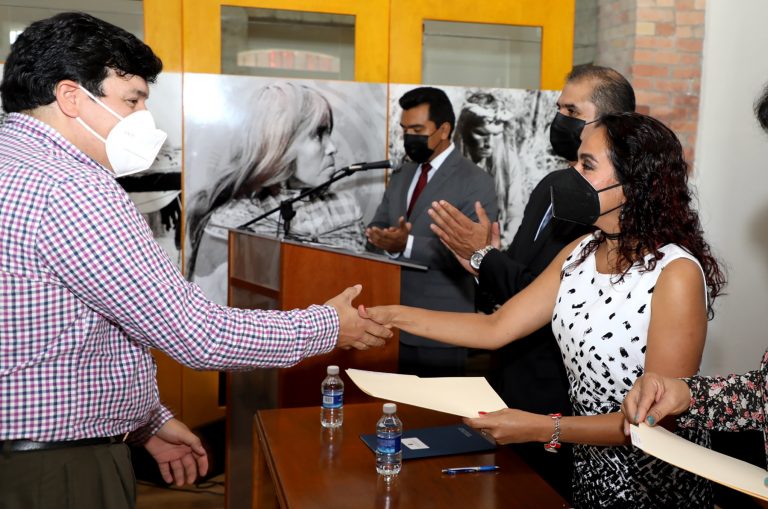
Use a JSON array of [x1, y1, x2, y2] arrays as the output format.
[[327, 365, 340, 375], [383, 402, 397, 414]]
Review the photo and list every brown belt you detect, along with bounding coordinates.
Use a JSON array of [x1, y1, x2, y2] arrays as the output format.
[[1, 433, 129, 453]]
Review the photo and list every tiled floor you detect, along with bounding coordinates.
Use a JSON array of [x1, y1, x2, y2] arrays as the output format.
[[136, 474, 225, 509]]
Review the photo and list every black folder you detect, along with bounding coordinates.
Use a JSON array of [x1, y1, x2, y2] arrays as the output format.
[[360, 424, 496, 460]]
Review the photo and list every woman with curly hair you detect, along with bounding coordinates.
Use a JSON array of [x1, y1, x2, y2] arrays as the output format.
[[621, 82, 768, 481], [361, 112, 726, 508]]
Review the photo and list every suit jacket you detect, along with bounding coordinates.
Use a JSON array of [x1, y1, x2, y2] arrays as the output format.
[[478, 169, 592, 415], [369, 148, 498, 348]]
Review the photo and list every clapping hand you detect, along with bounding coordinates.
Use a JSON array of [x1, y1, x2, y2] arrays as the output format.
[[429, 201, 500, 274], [365, 217, 412, 254]]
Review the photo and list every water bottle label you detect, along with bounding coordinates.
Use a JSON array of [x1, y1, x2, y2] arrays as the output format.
[[322, 392, 343, 409], [376, 436, 401, 454]]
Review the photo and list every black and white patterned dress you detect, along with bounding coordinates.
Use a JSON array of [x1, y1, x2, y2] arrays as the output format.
[[553, 235, 713, 508]]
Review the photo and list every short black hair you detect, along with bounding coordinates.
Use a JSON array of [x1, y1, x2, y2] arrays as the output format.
[[399, 86, 456, 135], [755, 82, 768, 133], [1, 11, 163, 113], [566, 64, 636, 116]]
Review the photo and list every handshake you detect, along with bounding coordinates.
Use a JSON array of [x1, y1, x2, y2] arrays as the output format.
[[324, 284, 395, 351]]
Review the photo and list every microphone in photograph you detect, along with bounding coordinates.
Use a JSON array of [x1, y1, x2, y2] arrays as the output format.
[[346, 159, 392, 171]]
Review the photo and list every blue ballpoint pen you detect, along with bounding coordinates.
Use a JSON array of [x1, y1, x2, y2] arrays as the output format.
[[442, 465, 500, 475]]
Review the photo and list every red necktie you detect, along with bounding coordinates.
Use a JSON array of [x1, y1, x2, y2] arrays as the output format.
[[407, 162, 432, 218]]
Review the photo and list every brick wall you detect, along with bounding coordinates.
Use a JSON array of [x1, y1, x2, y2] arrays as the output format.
[[595, 0, 637, 78], [595, 0, 706, 162]]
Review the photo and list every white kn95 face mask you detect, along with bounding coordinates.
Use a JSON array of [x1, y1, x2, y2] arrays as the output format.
[[76, 85, 167, 177]]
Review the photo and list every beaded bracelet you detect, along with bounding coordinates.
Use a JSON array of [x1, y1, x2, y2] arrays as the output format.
[[544, 413, 562, 453]]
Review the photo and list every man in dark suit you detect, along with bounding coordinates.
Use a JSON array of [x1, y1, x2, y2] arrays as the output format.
[[366, 87, 498, 377], [428, 65, 636, 499]]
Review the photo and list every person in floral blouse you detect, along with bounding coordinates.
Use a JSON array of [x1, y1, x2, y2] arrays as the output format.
[[621, 350, 768, 466], [622, 83, 768, 468]]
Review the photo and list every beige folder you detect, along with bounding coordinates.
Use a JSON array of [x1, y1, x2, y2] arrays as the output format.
[[345, 368, 507, 418], [630, 423, 768, 501]]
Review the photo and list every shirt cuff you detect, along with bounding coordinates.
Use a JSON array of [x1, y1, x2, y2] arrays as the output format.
[[304, 304, 340, 357], [384, 235, 413, 259], [128, 404, 175, 445], [676, 377, 702, 428], [402, 235, 414, 258]]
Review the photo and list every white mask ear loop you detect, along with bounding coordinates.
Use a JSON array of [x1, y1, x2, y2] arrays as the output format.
[[78, 85, 125, 121], [76, 85, 126, 144], [76, 117, 107, 143]]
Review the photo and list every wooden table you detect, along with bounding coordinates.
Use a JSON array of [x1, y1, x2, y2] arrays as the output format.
[[252, 402, 569, 508]]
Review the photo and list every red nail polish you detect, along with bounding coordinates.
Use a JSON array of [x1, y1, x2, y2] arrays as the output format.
[[478, 411, 487, 415]]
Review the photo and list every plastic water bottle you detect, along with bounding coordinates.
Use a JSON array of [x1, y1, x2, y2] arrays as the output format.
[[321, 365, 344, 428], [376, 403, 402, 477]]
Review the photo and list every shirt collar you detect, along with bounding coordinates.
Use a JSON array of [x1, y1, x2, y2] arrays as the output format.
[[422, 142, 455, 172], [3, 112, 109, 174]]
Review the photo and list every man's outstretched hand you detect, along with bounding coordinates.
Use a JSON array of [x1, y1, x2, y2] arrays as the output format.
[[326, 285, 393, 350]]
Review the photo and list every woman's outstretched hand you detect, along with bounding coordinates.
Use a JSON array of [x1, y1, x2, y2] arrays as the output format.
[[358, 304, 398, 329]]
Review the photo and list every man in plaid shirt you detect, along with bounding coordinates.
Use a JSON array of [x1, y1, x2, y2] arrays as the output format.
[[0, 12, 390, 509]]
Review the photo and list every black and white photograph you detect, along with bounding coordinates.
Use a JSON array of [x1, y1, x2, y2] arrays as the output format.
[[128, 71, 183, 267], [388, 84, 565, 247], [183, 74, 388, 304]]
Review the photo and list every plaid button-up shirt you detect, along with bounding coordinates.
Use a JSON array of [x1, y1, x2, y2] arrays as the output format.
[[0, 113, 338, 442]]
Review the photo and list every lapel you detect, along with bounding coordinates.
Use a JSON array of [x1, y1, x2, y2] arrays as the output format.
[[520, 191, 556, 261], [528, 212, 591, 263], [407, 149, 461, 222], [394, 163, 418, 219]]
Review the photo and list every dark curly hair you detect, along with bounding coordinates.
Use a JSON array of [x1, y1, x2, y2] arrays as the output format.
[[568, 112, 726, 317], [1, 12, 162, 113]]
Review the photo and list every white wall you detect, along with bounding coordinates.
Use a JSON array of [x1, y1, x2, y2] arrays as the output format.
[[694, 0, 768, 375]]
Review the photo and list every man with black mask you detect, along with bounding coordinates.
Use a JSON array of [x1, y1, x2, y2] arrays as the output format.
[[426, 65, 635, 500], [366, 87, 498, 377]]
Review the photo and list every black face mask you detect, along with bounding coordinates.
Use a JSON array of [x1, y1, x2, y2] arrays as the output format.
[[550, 112, 586, 161], [550, 167, 623, 225], [403, 133, 435, 164]]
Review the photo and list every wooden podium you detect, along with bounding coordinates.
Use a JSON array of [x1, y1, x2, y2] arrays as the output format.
[[225, 229, 424, 509]]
